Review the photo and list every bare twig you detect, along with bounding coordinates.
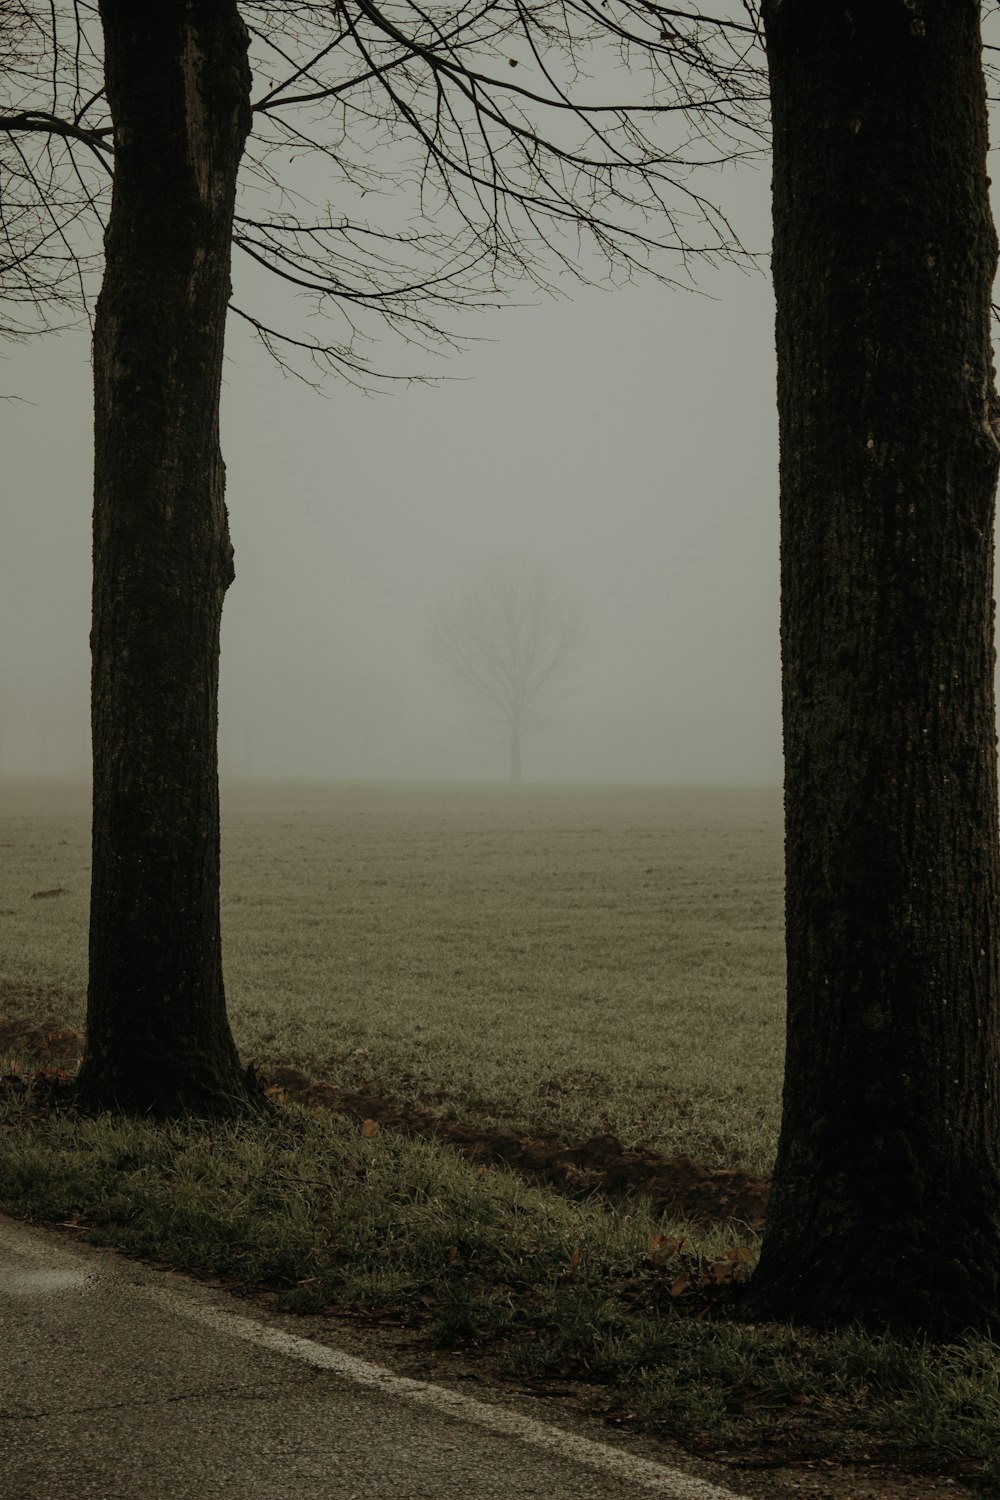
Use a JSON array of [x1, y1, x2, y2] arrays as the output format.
[[3, 0, 768, 369]]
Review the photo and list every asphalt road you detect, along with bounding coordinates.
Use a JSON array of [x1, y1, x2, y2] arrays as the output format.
[[0, 1213, 754, 1500]]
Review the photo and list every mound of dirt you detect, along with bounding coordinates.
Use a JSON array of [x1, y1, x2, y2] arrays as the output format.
[[0, 1014, 769, 1228]]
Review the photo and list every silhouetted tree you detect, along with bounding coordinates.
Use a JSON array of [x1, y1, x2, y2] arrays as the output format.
[[1, 2, 763, 1114], [745, 0, 1000, 1338], [428, 567, 586, 782]]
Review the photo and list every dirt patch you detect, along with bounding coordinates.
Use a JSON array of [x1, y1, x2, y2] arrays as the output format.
[[0, 1013, 768, 1226], [0, 1012, 85, 1067], [260, 1061, 770, 1228]]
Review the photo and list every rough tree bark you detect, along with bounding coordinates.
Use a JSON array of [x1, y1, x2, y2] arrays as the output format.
[[747, 0, 1000, 1335], [75, 0, 262, 1115]]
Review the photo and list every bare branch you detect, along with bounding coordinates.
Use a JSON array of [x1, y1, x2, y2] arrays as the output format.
[[0, 0, 108, 332], [3, 1, 768, 367]]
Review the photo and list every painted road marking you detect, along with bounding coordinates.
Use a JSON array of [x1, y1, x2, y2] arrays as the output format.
[[144, 1283, 751, 1500]]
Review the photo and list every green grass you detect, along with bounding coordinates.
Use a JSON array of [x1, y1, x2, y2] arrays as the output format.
[[0, 776, 784, 1173], [1, 1087, 998, 1488]]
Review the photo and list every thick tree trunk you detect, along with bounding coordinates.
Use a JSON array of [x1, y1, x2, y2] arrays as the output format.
[[747, 1, 1000, 1335], [76, 1, 261, 1116]]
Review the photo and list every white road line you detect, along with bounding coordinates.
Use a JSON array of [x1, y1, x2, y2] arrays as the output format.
[[144, 1283, 750, 1500]]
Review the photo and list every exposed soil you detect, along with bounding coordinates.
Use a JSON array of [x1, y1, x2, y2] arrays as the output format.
[[0, 1012, 768, 1228], [0, 1011, 85, 1068], [259, 1061, 770, 1229]]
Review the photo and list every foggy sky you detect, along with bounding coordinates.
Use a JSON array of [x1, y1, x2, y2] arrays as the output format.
[[1, 165, 781, 786]]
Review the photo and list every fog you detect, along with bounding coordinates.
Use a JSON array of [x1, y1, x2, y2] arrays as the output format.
[[2, 168, 781, 787]]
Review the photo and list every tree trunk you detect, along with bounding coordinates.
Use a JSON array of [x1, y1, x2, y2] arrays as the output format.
[[746, 0, 1000, 1336], [509, 720, 523, 784], [76, 0, 261, 1116]]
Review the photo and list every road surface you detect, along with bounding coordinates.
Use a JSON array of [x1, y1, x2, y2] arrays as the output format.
[[1, 1212, 754, 1500]]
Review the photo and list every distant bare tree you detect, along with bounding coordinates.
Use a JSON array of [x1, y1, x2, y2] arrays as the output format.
[[428, 568, 586, 783]]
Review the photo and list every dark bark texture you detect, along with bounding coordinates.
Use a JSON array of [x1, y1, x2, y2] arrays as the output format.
[[76, 0, 260, 1115], [748, 0, 1000, 1335]]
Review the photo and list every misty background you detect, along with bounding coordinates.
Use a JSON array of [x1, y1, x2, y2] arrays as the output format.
[[1, 165, 782, 787]]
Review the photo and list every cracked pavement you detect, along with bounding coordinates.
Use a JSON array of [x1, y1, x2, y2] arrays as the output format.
[[0, 1213, 753, 1500]]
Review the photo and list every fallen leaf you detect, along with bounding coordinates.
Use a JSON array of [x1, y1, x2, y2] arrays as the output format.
[[647, 1234, 684, 1263]]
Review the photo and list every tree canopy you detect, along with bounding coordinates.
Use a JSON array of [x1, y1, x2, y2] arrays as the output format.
[[1, 1, 766, 373]]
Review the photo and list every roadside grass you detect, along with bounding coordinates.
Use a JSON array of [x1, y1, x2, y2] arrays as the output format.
[[0, 777, 784, 1174], [1, 1086, 998, 1488]]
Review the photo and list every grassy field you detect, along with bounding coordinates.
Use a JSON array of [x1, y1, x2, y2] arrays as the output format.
[[0, 776, 785, 1173], [7, 778, 1000, 1491]]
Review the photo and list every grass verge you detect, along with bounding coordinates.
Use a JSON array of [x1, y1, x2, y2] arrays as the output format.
[[2, 1081, 998, 1491]]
